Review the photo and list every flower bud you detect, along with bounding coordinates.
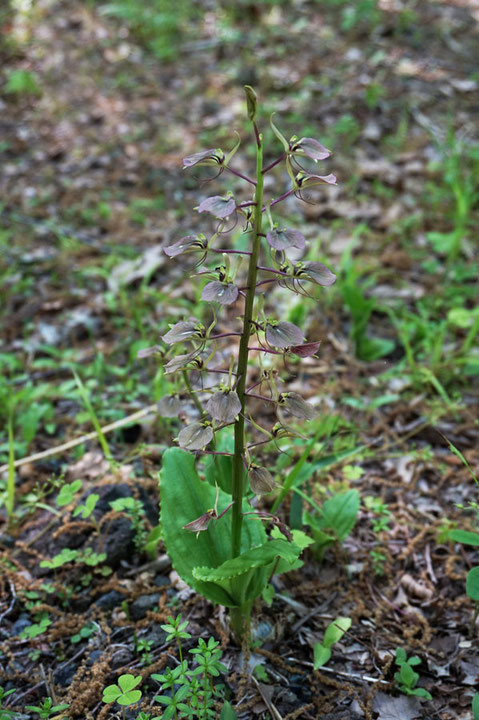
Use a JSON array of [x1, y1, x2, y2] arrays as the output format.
[[244, 85, 257, 121]]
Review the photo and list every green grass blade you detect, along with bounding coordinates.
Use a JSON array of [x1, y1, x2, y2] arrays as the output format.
[[73, 371, 114, 467]]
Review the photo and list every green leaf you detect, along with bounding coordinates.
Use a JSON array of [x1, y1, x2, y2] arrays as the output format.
[[159, 448, 266, 607], [472, 692, 479, 720], [193, 538, 300, 583], [323, 617, 352, 648], [313, 644, 331, 668], [118, 674, 142, 693], [220, 701, 239, 719], [204, 428, 234, 494], [466, 567, 479, 601], [319, 490, 360, 543], [102, 684, 121, 703], [449, 530, 479, 546]]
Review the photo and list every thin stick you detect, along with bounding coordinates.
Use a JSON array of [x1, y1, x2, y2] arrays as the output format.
[[0, 404, 158, 474]]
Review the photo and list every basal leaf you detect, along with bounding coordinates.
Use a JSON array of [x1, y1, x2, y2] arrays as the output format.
[[193, 538, 300, 584], [319, 489, 360, 543], [449, 529, 479, 546], [160, 448, 266, 607], [466, 566, 479, 601]]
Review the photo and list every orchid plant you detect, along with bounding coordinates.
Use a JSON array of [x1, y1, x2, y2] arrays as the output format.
[[142, 87, 337, 638]]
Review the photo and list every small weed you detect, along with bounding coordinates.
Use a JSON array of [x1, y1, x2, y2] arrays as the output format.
[[394, 647, 432, 700]]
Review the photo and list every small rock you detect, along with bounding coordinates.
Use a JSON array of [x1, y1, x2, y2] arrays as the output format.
[[94, 590, 126, 611], [53, 663, 77, 687], [11, 614, 31, 636], [130, 593, 160, 620]]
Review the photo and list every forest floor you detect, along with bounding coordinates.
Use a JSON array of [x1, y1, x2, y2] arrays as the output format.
[[1, 0, 479, 718]]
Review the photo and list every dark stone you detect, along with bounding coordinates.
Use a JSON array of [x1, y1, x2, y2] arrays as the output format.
[[94, 590, 126, 611], [153, 574, 170, 588], [87, 649, 103, 666], [11, 614, 31, 636], [102, 516, 136, 567], [130, 593, 160, 620], [111, 647, 133, 670], [53, 663, 77, 687]]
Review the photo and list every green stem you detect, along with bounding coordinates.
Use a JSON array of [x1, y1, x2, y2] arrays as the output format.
[[231, 134, 264, 559]]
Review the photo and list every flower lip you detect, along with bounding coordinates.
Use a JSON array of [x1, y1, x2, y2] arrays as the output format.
[[296, 261, 336, 287], [266, 227, 306, 252], [295, 172, 337, 188], [201, 280, 239, 306], [182, 148, 225, 169], [137, 345, 163, 359], [164, 350, 202, 374], [178, 422, 213, 450], [290, 137, 331, 162], [278, 391, 317, 421], [248, 465, 276, 495], [162, 319, 203, 344], [157, 394, 183, 418], [206, 389, 241, 424], [198, 194, 236, 219], [289, 341, 321, 358], [164, 234, 207, 258], [183, 509, 215, 535], [265, 321, 304, 349]]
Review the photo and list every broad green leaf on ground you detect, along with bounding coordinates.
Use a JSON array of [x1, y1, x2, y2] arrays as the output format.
[[159, 448, 266, 606], [450, 529, 479, 546]]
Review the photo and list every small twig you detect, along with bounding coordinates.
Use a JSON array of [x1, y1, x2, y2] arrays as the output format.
[[0, 403, 158, 474], [287, 657, 390, 685], [0, 579, 16, 623]]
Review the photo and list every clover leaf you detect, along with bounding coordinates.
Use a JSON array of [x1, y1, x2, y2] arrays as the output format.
[[102, 674, 142, 706]]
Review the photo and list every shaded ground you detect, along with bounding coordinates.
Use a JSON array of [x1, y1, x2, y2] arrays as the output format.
[[1, 1, 479, 718]]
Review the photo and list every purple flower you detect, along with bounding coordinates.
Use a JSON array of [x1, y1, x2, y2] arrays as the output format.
[[164, 350, 202, 374], [183, 509, 215, 536], [266, 227, 306, 252], [295, 261, 336, 287], [290, 137, 331, 162], [265, 321, 304, 349], [278, 392, 317, 421], [162, 320, 203, 344], [164, 234, 208, 258], [197, 194, 236, 219], [295, 171, 337, 188], [183, 148, 224, 169], [289, 341, 321, 358], [137, 345, 162, 359], [178, 422, 213, 450], [206, 389, 241, 424], [248, 465, 276, 495], [202, 281, 239, 306], [157, 395, 182, 417]]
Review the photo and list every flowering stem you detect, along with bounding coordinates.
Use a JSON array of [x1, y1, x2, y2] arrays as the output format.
[[231, 131, 264, 560]]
